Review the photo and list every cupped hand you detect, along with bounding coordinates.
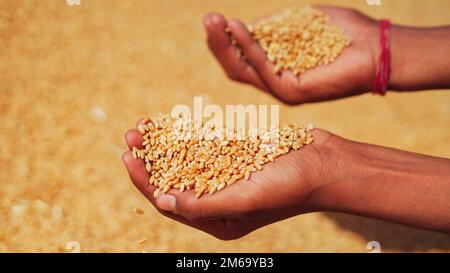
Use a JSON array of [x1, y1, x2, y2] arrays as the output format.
[[122, 121, 340, 240], [204, 6, 380, 104]]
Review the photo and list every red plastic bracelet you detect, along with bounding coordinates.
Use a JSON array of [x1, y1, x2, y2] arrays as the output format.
[[373, 19, 391, 95]]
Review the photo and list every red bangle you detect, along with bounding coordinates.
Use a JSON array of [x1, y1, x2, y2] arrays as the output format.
[[373, 19, 391, 95]]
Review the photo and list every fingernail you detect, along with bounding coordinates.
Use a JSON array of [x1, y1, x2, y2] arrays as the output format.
[[204, 18, 212, 30], [121, 152, 128, 162], [211, 14, 220, 24], [157, 194, 177, 213]]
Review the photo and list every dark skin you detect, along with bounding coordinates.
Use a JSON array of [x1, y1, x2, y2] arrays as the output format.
[[203, 6, 381, 104], [204, 5, 450, 102], [123, 124, 337, 240], [123, 124, 450, 239], [122, 6, 450, 239]]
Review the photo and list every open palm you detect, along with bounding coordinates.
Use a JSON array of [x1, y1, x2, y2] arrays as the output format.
[[122, 125, 337, 240], [204, 6, 380, 104]]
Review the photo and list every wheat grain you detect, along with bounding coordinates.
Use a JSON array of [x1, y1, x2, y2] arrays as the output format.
[[138, 237, 148, 245], [132, 114, 313, 198], [134, 208, 144, 215], [231, 6, 350, 76]]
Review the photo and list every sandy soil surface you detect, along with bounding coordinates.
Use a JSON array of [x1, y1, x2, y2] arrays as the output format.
[[1, 0, 449, 252]]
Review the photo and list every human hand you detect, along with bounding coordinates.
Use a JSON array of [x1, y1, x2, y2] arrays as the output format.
[[122, 121, 340, 240], [203, 6, 380, 104]]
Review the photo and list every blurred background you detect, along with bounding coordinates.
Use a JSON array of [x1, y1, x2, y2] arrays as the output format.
[[1, 0, 449, 252]]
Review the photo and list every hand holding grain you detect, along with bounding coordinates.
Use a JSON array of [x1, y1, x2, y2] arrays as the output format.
[[123, 120, 450, 236], [122, 121, 338, 240], [204, 6, 380, 104]]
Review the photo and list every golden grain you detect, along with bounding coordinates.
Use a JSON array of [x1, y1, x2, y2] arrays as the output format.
[[163, 185, 171, 193], [244, 170, 251, 180], [133, 114, 313, 198], [153, 188, 160, 198], [209, 186, 217, 195], [217, 182, 226, 191], [195, 191, 203, 199], [134, 208, 144, 215], [138, 237, 148, 245], [232, 6, 350, 76]]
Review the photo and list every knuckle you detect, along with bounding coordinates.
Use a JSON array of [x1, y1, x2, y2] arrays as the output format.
[[273, 84, 309, 105], [278, 95, 300, 106], [271, 89, 300, 105], [207, 39, 224, 52], [213, 232, 242, 241], [185, 213, 202, 222], [226, 71, 242, 82]]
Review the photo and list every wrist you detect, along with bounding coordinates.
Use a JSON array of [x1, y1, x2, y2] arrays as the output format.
[[302, 134, 386, 213], [299, 130, 350, 213], [387, 25, 413, 90], [388, 25, 450, 91], [304, 135, 450, 232], [350, 17, 387, 94]]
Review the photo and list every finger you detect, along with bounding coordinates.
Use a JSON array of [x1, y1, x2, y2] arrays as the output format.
[[155, 184, 247, 222], [158, 209, 252, 240], [157, 209, 222, 235], [312, 4, 352, 17], [203, 13, 270, 91], [122, 151, 157, 205], [203, 13, 230, 53], [136, 118, 148, 128], [125, 129, 144, 150], [156, 210, 234, 240], [122, 148, 242, 239], [227, 19, 281, 92], [123, 138, 239, 222]]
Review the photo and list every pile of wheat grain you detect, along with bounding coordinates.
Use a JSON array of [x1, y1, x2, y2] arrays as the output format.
[[132, 115, 313, 198], [233, 6, 350, 75]]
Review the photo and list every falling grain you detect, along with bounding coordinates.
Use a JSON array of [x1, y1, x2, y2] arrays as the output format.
[[138, 237, 148, 245], [134, 208, 144, 215]]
